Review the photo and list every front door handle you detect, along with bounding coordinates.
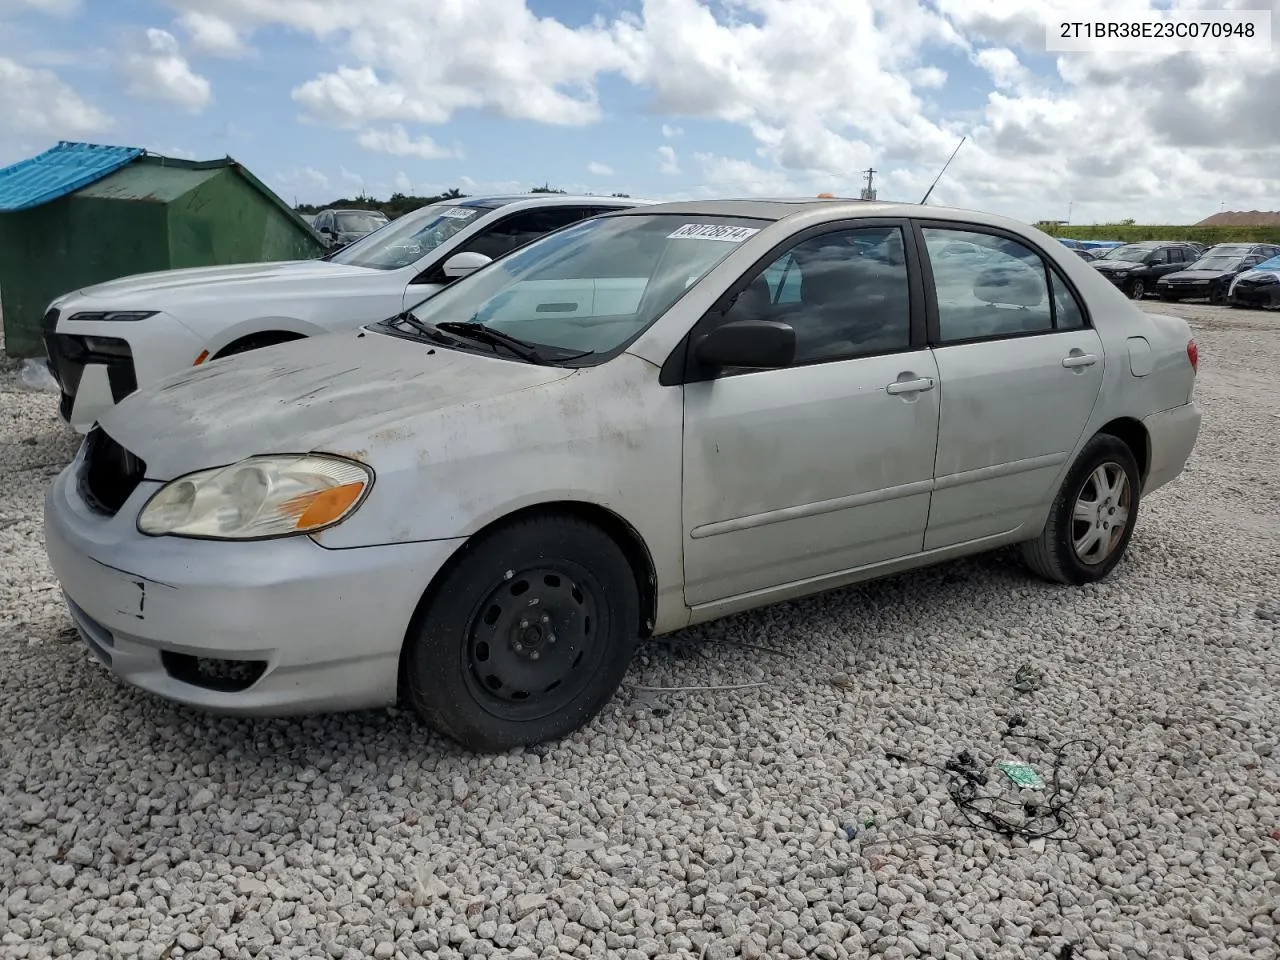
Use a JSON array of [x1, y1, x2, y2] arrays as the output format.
[[1062, 353, 1098, 369], [886, 376, 936, 395]]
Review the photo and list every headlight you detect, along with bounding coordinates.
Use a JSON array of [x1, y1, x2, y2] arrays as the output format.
[[137, 454, 372, 540], [68, 311, 160, 323]]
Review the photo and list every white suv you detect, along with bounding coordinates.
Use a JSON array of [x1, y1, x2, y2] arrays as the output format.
[[42, 194, 650, 432]]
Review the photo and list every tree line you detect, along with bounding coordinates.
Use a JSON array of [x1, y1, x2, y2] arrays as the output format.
[[295, 184, 631, 219]]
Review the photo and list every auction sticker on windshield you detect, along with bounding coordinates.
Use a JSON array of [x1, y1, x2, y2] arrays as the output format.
[[440, 207, 480, 220], [667, 223, 761, 242]]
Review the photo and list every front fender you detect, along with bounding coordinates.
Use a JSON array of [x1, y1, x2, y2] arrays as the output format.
[[191, 316, 334, 357]]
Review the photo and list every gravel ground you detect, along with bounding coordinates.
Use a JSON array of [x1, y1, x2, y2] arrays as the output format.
[[1, 303, 1277, 960]]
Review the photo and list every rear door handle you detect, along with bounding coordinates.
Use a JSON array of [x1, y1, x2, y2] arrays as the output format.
[[886, 377, 936, 395], [1062, 354, 1098, 369]]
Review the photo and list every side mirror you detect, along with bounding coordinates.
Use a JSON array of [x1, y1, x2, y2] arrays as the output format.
[[442, 251, 493, 279], [694, 319, 796, 369], [319, 224, 333, 235]]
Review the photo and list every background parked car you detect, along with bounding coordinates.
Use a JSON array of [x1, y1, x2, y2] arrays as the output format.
[[1091, 241, 1202, 299], [1227, 253, 1280, 308], [42, 194, 651, 432], [313, 208, 389, 249], [1156, 243, 1280, 303]]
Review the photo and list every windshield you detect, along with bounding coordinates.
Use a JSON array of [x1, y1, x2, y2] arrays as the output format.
[[328, 202, 485, 270], [336, 212, 387, 233], [1100, 244, 1155, 262], [1187, 256, 1243, 271], [403, 213, 769, 358]]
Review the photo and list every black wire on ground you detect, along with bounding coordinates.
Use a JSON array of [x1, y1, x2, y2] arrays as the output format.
[[884, 720, 1104, 841]]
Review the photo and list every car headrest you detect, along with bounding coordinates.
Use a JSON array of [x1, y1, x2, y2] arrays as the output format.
[[973, 265, 1043, 308]]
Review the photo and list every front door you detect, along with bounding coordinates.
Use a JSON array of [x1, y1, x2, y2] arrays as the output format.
[[680, 223, 940, 607], [916, 223, 1106, 550]]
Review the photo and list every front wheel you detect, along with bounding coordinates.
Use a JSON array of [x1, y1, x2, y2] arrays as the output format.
[[1209, 285, 1228, 305], [402, 514, 640, 751], [1126, 278, 1146, 300], [1021, 434, 1141, 585]]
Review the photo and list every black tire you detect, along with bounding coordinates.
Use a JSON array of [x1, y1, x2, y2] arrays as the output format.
[[1126, 278, 1146, 300], [1209, 285, 1227, 305], [402, 514, 640, 751], [213, 331, 305, 359], [1021, 433, 1141, 586]]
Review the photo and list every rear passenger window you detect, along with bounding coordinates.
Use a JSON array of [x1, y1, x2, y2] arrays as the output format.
[[923, 228, 1088, 341]]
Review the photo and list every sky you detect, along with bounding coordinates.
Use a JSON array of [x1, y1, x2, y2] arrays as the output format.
[[1, 0, 1278, 224]]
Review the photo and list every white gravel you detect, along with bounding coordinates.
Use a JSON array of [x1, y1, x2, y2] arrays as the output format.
[[2, 304, 1278, 960]]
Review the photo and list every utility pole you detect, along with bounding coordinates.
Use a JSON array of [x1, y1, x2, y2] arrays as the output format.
[[1067, 200, 1073, 224], [860, 167, 877, 201]]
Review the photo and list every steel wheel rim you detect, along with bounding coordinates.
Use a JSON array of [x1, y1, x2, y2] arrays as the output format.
[[461, 562, 606, 722], [1130, 279, 1145, 299], [1071, 461, 1132, 565]]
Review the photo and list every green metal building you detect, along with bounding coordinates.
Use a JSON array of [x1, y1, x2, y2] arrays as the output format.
[[0, 142, 323, 358]]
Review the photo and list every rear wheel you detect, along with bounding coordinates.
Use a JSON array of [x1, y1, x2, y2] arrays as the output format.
[[1021, 433, 1141, 585], [402, 514, 640, 751], [1126, 278, 1146, 300]]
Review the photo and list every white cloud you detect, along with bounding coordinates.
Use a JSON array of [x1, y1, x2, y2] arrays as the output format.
[[394, 170, 412, 193], [587, 160, 614, 176], [657, 144, 681, 175], [177, 11, 250, 58], [356, 123, 461, 160], [153, 0, 1280, 222], [0, 56, 110, 139], [124, 28, 211, 112]]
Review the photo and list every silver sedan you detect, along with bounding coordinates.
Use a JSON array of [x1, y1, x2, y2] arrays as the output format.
[[44, 199, 1202, 751]]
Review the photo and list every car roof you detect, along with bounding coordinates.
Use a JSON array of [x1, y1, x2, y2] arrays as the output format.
[[597, 197, 1085, 235], [456, 194, 658, 212]]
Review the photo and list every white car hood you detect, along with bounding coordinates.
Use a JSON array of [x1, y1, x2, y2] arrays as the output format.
[[98, 330, 575, 479], [63, 259, 381, 306]]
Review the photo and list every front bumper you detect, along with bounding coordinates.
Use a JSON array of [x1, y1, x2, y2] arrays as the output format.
[[1142, 401, 1202, 497], [1157, 280, 1212, 299], [43, 455, 466, 716], [1228, 283, 1280, 308], [44, 309, 206, 434]]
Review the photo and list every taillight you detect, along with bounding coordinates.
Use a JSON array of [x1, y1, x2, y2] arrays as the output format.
[[1187, 339, 1198, 373]]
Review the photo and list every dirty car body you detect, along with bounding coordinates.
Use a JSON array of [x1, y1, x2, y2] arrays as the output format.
[[44, 199, 1202, 751], [42, 194, 650, 433]]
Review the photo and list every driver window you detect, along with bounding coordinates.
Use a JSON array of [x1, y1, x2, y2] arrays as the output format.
[[1149, 249, 1169, 264], [461, 207, 589, 261], [922, 227, 1053, 342], [719, 226, 912, 365]]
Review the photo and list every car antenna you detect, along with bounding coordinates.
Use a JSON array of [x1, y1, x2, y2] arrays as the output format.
[[919, 136, 966, 206]]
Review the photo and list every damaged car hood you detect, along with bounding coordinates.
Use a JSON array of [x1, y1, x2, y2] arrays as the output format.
[[98, 330, 576, 479]]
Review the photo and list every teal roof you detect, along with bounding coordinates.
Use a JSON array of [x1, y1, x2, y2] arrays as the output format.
[[0, 141, 143, 212]]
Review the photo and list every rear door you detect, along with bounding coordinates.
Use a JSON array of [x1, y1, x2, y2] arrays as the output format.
[[915, 221, 1105, 550]]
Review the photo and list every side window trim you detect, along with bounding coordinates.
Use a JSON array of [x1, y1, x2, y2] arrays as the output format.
[[908, 219, 1093, 348]]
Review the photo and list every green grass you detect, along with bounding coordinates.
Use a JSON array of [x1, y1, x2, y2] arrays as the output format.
[[1038, 224, 1280, 244]]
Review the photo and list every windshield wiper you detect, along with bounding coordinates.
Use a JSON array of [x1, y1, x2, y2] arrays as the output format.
[[382, 312, 461, 345], [434, 321, 592, 365]]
